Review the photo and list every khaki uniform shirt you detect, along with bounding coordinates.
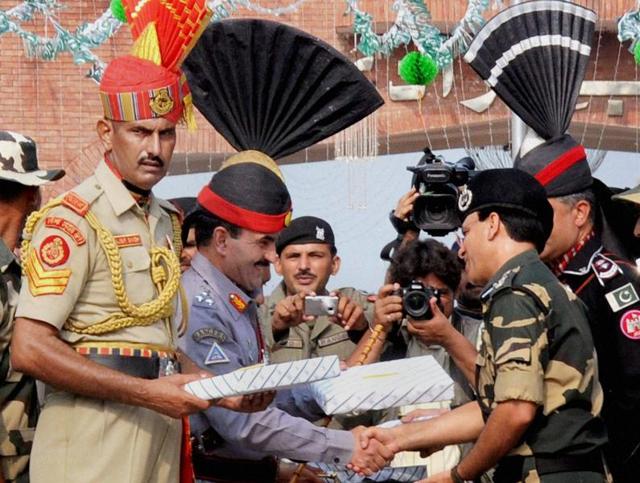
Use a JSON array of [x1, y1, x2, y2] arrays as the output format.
[[15, 160, 182, 483], [16, 160, 179, 348], [477, 249, 607, 458], [1, 239, 36, 481], [259, 282, 374, 363]]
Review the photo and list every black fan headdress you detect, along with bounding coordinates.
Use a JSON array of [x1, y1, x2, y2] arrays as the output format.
[[183, 19, 384, 233], [464, 0, 597, 197], [183, 18, 384, 160]]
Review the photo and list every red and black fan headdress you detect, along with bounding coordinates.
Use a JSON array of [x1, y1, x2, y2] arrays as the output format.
[[464, 0, 597, 197], [182, 19, 384, 233]]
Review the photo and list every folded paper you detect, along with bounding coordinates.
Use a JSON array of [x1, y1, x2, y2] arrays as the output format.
[[310, 355, 453, 414], [185, 355, 340, 399]]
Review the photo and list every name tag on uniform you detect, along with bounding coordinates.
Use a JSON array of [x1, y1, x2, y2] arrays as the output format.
[[318, 332, 350, 348], [284, 338, 303, 349], [114, 234, 143, 248]]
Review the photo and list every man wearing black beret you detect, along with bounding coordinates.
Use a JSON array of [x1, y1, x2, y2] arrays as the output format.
[[356, 169, 607, 482], [260, 216, 373, 364]]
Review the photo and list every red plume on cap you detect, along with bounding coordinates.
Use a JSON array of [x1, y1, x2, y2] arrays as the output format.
[[99, 0, 211, 130]]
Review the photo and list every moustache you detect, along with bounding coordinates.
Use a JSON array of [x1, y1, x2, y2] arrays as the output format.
[[255, 260, 270, 268], [295, 270, 315, 278], [139, 156, 165, 167]]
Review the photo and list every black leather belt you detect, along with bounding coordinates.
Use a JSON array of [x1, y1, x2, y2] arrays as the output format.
[[79, 353, 179, 379], [494, 452, 605, 482], [191, 451, 278, 483]]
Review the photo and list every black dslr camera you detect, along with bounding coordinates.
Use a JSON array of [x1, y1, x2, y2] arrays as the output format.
[[399, 280, 440, 320], [407, 148, 475, 236]]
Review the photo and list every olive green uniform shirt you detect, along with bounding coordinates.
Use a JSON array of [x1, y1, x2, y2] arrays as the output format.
[[259, 282, 374, 363], [477, 249, 607, 458]]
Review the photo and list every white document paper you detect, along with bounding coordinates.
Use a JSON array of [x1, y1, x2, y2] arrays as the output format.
[[185, 355, 340, 400], [310, 355, 454, 414]]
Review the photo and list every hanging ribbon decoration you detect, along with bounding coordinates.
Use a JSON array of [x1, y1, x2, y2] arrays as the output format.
[[0, 0, 310, 83], [618, 1, 640, 64], [347, 0, 496, 69]]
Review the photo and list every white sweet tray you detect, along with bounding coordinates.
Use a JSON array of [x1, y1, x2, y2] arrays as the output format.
[[309, 355, 453, 415], [184, 355, 341, 399]]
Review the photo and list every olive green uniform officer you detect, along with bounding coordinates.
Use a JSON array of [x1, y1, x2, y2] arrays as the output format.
[[259, 216, 374, 364], [0, 132, 65, 482], [355, 169, 607, 483], [262, 283, 373, 363], [459, 170, 608, 482]]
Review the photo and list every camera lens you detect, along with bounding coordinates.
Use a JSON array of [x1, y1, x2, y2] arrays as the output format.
[[403, 290, 432, 319]]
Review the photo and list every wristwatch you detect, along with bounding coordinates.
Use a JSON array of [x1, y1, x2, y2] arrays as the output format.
[[450, 465, 466, 483]]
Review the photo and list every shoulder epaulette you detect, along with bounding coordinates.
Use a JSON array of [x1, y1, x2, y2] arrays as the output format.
[[61, 192, 90, 217]]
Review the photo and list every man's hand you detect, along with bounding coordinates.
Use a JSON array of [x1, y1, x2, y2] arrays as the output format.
[[406, 297, 455, 346], [348, 426, 396, 476], [374, 284, 403, 331], [333, 291, 367, 331], [394, 188, 419, 222], [215, 390, 275, 413], [272, 289, 315, 332], [416, 470, 453, 483], [140, 373, 213, 418]]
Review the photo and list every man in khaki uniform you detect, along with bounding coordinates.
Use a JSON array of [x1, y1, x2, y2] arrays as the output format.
[[260, 216, 374, 363], [0, 132, 64, 482], [9, 1, 270, 482]]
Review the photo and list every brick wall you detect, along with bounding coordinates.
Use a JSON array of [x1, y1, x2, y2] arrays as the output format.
[[0, 0, 636, 199]]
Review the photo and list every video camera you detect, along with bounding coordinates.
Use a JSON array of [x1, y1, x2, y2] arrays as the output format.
[[407, 148, 475, 236]]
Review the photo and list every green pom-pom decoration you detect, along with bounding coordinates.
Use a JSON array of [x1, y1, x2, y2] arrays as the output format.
[[399, 52, 439, 86], [634, 42, 640, 65], [110, 0, 127, 23]]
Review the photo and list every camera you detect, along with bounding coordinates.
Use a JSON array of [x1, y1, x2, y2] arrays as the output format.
[[399, 281, 440, 320], [407, 148, 475, 236], [304, 295, 339, 316]]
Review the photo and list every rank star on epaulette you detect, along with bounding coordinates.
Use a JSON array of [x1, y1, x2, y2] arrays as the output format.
[[195, 290, 214, 306], [229, 293, 248, 313]]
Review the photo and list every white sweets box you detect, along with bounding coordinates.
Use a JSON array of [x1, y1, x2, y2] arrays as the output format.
[[310, 463, 426, 483], [185, 355, 340, 400], [309, 355, 454, 415]]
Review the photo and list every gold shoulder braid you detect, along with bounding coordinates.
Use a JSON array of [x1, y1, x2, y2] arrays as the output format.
[[168, 211, 190, 338], [22, 198, 181, 336], [169, 212, 183, 256]]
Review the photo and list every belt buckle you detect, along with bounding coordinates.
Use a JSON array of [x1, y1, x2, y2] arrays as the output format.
[[158, 357, 179, 377]]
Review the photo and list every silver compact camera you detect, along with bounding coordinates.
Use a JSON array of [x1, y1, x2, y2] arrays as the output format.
[[304, 295, 339, 316]]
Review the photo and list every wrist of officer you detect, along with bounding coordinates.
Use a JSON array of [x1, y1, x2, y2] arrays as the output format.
[[451, 463, 472, 483]]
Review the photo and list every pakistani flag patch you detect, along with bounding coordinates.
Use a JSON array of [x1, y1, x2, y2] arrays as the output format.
[[605, 283, 640, 312]]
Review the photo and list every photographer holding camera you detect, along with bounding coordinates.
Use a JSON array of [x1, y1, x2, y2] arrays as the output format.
[[260, 216, 374, 364]]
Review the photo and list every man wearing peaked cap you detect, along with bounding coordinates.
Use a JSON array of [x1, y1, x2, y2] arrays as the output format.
[[0, 131, 64, 482], [9, 1, 271, 482], [261, 216, 373, 366], [357, 168, 607, 482], [181, 158, 393, 482]]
